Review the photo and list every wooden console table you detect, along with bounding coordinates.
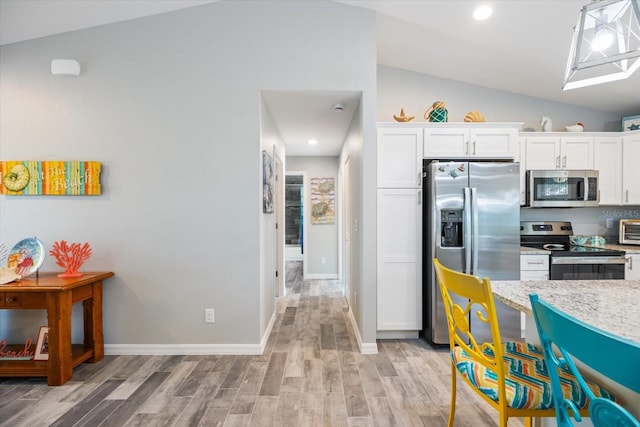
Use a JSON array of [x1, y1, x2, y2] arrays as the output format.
[[0, 272, 114, 385]]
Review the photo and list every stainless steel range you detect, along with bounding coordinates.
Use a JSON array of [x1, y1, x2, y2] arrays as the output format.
[[520, 221, 626, 280]]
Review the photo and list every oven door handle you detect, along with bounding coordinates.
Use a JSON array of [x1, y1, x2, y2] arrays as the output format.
[[551, 257, 627, 265]]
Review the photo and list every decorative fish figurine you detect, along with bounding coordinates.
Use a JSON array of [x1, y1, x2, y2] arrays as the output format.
[[393, 108, 415, 122]]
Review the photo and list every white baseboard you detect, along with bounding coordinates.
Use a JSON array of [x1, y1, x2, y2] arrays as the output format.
[[105, 343, 263, 355], [347, 306, 378, 354], [304, 273, 339, 280], [376, 330, 419, 339], [106, 312, 278, 356]]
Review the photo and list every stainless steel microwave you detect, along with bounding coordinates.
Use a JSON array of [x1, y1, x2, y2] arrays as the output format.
[[620, 219, 640, 245], [525, 170, 599, 207]]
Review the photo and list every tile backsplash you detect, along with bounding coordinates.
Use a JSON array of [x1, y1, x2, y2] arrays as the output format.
[[520, 207, 640, 244]]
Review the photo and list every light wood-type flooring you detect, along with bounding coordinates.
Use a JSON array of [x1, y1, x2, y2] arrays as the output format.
[[0, 262, 525, 426]]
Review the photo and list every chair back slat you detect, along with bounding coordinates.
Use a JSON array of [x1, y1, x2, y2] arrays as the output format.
[[433, 259, 504, 373], [529, 293, 640, 427], [530, 295, 640, 393]]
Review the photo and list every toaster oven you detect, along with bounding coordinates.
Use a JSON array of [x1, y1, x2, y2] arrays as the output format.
[[620, 219, 640, 245]]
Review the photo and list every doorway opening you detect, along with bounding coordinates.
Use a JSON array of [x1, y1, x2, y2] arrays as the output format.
[[285, 173, 305, 261]]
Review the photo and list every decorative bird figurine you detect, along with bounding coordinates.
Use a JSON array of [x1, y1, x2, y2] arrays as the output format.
[[393, 108, 414, 122]]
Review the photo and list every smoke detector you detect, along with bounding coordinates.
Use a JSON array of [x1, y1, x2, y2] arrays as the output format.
[[333, 102, 345, 112]]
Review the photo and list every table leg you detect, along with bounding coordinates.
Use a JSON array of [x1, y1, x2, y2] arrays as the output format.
[[46, 290, 73, 386], [83, 280, 104, 362]]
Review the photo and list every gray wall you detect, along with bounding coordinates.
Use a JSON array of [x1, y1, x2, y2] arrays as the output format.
[[377, 65, 622, 131], [0, 1, 377, 350], [286, 156, 339, 278]]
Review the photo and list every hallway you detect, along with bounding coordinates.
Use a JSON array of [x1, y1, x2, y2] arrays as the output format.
[[0, 265, 524, 426]]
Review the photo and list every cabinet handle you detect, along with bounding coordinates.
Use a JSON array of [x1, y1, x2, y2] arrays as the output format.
[[465, 141, 469, 155], [527, 260, 545, 265], [562, 156, 567, 168], [473, 141, 476, 155], [556, 156, 560, 169], [627, 256, 633, 270], [6, 297, 16, 303], [626, 190, 629, 203], [418, 190, 422, 205], [417, 171, 421, 187]]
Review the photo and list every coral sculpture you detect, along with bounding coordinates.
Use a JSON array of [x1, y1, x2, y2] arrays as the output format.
[[49, 241, 92, 278]]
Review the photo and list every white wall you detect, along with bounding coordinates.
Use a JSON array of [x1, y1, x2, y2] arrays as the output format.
[[259, 97, 286, 344], [286, 156, 339, 278], [0, 1, 377, 352], [340, 96, 379, 350], [377, 65, 622, 132]]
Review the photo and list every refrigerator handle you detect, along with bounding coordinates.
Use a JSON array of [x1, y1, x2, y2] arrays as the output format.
[[471, 187, 479, 275], [464, 187, 472, 274]]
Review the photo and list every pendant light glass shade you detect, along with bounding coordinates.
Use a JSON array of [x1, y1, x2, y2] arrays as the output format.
[[563, 0, 640, 90]]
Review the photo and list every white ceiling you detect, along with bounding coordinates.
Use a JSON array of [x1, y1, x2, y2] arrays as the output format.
[[2, 0, 639, 156]]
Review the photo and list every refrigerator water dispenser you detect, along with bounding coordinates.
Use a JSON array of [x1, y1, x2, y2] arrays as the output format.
[[441, 209, 463, 247]]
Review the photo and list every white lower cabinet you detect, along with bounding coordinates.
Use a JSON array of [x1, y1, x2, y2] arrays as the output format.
[[377, 188, 422, 331], [519, 253, 549, 337], [625, 254, 640, 280]]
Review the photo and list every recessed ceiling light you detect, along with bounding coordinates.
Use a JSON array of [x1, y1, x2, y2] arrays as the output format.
[[308, 139, 318, 145], [473, 5, 493, 21]]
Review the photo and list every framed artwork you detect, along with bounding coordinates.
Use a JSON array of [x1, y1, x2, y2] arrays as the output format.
[[621, 114, 640, 131], [0, 161, 102, 195], [34, 326, 49, 361], [310, 177, 335, 224], [262, 151, 274, 213]]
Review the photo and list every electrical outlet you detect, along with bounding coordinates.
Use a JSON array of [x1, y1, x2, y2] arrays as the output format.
[[606, 218, 614, 228], [205, 308, 215, 323]]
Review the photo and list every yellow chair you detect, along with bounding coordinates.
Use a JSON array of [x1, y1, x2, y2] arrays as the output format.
[[432, 258, 604, 427]]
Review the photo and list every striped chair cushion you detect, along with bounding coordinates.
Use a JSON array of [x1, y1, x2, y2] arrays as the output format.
[[452, 341, 616, 410]]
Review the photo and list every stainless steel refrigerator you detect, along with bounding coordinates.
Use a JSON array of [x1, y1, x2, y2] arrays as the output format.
[[423, 160, 521, 345]]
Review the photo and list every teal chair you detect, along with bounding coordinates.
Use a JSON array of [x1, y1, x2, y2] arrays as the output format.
[[529, 293, 640, 427]]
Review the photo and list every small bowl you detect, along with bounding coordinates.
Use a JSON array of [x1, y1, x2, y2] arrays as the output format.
[[569, 235, 589, 246], [565, 123, 584, 132]]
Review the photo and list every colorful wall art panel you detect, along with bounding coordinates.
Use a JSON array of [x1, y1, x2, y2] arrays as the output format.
[[262, 151, 274, 213], [0, 161, 102, 196], [310, 177, 335, 225]]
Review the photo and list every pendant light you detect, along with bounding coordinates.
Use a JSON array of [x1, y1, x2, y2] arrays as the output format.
[[563, 0, 640, 90]]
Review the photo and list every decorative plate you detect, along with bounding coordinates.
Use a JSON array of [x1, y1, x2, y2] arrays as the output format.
[[7, 238, 44, 277]]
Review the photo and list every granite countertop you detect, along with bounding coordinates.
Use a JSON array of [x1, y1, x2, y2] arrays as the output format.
[[491, 279, 640, 344], [598, 243, 640, 254], [520, 246, 550, 255]]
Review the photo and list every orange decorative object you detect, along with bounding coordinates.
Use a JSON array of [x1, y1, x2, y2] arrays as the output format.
[[49, 241, 92, 278]]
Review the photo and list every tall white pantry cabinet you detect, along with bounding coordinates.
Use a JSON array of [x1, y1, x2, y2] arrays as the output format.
[[376, 127, 423, 334]]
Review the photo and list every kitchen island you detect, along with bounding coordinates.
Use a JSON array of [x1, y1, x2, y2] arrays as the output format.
[[491, 279, 640, 423]]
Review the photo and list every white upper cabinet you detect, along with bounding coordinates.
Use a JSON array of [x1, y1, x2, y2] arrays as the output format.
[[423, 125, 518, 159], [622, 132, 640, 205], [377, 128, 423, 188], [524, 135, 593, 170], [594, 136, 622, 205]]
